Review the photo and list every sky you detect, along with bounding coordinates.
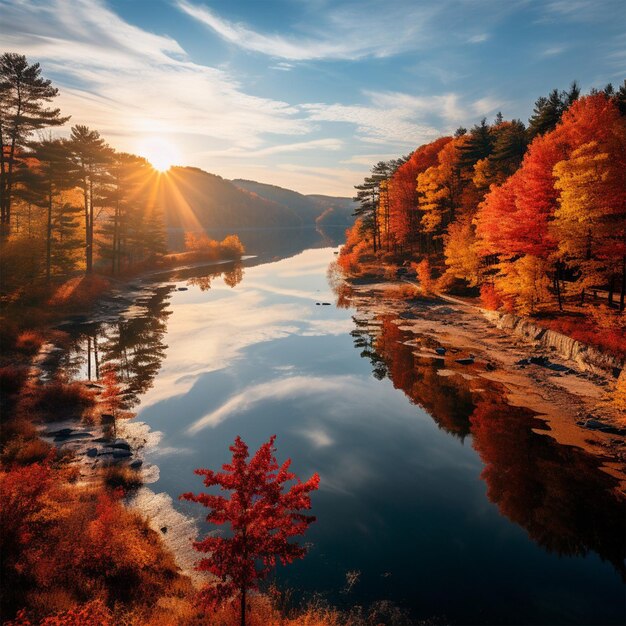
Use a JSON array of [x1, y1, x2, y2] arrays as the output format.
[[1, 0, 624, 196]]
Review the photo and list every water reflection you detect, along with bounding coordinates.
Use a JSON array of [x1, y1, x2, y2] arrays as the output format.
[[356, 314, 626, 579], [51, 247, 625, 624]]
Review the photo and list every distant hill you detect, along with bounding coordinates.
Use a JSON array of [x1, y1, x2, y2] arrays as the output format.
[[159, 167, 302, 232], [231, 179, 355, 227], [159, 169, 355, 237]]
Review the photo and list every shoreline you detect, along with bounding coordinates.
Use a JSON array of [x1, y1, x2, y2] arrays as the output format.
[[342, 275, 626, 493]]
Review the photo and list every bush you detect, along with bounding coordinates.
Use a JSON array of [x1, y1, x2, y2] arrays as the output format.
[[31, 380, 96, 420], [15, 331, 45, 356], [2, 437, 52, 466], [479, 283, 504, 310], [413, 259, 434, 295]]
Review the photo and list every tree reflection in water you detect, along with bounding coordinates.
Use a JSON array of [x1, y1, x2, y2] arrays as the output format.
[[355, 313, 626, 578], [55, 262, 244, 411]]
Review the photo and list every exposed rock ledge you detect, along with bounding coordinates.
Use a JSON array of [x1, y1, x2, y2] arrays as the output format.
[[481, 310, 624, 378]]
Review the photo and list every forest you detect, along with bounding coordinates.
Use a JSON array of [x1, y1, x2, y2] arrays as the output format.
[[340, 82, 626, 357]]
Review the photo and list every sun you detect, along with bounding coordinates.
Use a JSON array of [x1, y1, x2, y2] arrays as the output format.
[[138, 137, 181, 172]]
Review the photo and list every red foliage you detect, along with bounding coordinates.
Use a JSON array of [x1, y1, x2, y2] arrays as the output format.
[[479, 284, 504, 310], [539, 317, 626, 359], [388, 137, 452, 247], [180, 436, 319, 623]]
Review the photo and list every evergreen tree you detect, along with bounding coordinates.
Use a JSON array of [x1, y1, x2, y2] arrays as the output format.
[[457, 118, 493, 170], [527, 82, 580, 139], [69, 125, 112, 274], [27, 138, 79, 280], [0, 53, 69, 234]]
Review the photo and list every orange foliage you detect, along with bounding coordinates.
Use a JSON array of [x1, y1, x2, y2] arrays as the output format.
[[47, 276, 111, 308], [413, 259, 434, 295], [479, 284, 504, 310]]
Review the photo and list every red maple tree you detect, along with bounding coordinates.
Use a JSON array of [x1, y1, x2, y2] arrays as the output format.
[[180, 435, 320, 626]]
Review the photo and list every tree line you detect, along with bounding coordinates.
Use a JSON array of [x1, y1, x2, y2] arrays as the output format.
[[346, 81, 626, 315], [0, 53, 166, 295]]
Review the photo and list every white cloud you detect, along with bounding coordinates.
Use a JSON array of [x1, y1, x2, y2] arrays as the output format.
[[541, 45, 567, 57], [468, 34, 489, 43], [177, 0, 436, 61], [199, 138, 343, 159], [187, 375, 361, 432], [0, 0, 310, 152], [302, 91, 501, 146]]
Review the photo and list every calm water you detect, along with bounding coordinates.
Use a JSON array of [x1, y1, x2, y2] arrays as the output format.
[[58, 245, 625, 625]]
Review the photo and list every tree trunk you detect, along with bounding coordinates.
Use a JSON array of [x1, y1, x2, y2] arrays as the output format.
[[619, 254, 626, 312], [46, 190, 53, 282], [554, 262, 563, 311], [86, 177, 94, 274], [608, 276, 615, 308], [240, 586, 246, 626]]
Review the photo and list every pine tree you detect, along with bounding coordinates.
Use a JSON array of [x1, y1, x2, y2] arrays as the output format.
[[26, 138, 79, 280], [0, 53, 69, 234], [457, 118, 493, 171], [69, 125, 112, 274]]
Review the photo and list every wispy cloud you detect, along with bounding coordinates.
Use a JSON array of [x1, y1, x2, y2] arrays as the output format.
[[0, 0, 310, 152], [177, 0, 437, 61], [468, 33, 489, 43], [303, 91, 503, 146], [541, 45, 567, 57], [199, 138, 343, 159]]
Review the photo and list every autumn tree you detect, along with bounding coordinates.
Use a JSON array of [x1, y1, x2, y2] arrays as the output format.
[[180, 436, 319, 626], [0, 53, 69, 235]]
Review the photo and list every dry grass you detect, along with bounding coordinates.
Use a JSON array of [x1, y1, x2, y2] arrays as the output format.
[[102, 465, 143, 491]]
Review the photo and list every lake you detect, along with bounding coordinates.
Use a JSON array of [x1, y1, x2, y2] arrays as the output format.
[[56, 243, 626, 625]]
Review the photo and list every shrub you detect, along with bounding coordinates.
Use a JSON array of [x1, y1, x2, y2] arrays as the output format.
[[219, 234, 245, 258], [31, 380, 96, 420], [479, 283, 504, 310], [2, 437, 52, 466], [15, 331, 45, 356], [412, 259, 434, 295]]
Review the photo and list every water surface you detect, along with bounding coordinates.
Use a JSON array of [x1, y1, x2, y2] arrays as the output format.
[[60, 246, 626, 625]]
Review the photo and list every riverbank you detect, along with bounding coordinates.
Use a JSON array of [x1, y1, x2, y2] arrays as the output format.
[[338, 273, 626, 492]]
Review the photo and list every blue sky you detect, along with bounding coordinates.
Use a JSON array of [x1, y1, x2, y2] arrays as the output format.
[[1, 0, 624, 194]]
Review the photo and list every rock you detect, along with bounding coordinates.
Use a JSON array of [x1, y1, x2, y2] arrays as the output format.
[[516, 359, 529, 366], [86, 448, 98, 458], [486, 362, 497, 371], [177, 287, 188, 291], [106, 439, 131, 451], [160, 526, 168, 534], [315, 302, 321, 305], [399, 311, 417, 319], [130, 459, 143, 469], [435, 347, 447, 356], [54, 431, 93, 442], [93, 437, 111, 443], [112, 449, 132, 459], [321, 302, 331, 306], [47, 427, 73, 437], [455, 358, 474, 365]]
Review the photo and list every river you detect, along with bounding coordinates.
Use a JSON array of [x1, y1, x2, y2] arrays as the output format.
[[53, 242, 625, 625]]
